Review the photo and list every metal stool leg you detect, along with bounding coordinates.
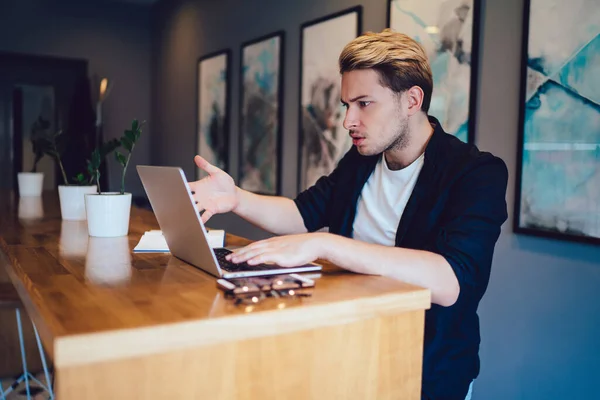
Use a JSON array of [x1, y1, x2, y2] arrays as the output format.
[[15, 308, 32, 400], [0, 375, 25, 398], [32, 321, 54, 399], [3, 309, 54, 399], [0, 377, 6, 400]]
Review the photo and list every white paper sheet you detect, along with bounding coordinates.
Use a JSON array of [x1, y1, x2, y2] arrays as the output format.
[[133, 229, 225, 253]]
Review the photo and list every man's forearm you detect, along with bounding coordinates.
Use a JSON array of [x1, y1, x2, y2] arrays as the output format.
[[233, 188, 308, 236], [320, 233, 460, 307]]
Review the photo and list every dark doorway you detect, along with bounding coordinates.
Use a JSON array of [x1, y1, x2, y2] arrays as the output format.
[[0, 52, 95, 192]]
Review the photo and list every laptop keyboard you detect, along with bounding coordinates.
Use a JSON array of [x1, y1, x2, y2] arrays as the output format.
[[213, 248, 278, 272]]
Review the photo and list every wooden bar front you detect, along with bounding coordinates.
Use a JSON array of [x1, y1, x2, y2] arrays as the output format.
[[0, 191, 430, 399]]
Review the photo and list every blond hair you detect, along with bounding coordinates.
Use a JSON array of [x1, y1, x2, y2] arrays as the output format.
[[339, 29, 433, 113]]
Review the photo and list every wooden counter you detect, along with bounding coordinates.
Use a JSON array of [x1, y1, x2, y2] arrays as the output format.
[[0, 191, 430, 399]]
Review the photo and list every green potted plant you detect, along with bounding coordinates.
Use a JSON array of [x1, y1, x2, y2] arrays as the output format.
[[40, 129, 98, 221], [85, 119, 144, 237], [17, 116, 50, 197]]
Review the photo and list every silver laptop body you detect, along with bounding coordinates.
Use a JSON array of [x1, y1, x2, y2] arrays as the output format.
[[136, 165, 322, 278]]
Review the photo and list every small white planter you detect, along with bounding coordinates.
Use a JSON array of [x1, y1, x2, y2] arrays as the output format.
[[17, 172, 44, 197], [58, 185, 97, 220], [85, 192, 132, 237]]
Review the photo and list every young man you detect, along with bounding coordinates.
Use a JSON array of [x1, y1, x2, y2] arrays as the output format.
[[190, 29, 508, 400]]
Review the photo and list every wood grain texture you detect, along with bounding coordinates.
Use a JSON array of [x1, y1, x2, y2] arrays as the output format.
[[57, 311, 425, 400], [1, 190, 431, 399]]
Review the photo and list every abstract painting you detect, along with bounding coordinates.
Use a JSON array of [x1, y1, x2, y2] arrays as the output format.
[[299, 7, 362, 192], [197, 50, 230, 179], [388, 0, 480, 143], [239, 31, 284, 195], [515, 0, 600, 244]]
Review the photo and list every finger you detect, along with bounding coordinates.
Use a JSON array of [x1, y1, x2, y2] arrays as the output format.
[[201, 210, 214, 224], [250, 252, 305, 268], [247, 251, 286, 266], [194, 155, 221, 176], [196, 202, 205, 213], [227, 244, 259, 261], [228, 242, 268, 261], [230, 249, 264, 264]]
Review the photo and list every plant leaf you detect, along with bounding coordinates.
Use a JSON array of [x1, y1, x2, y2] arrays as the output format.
[[101, 138, 121, 157], [125, 129, 136, 145], [86, 160, 94, 176], [89, 149, 101, 171], [73, 173, 86, 185], [121, 136, 133, 152], [115, 151, 127, 166]]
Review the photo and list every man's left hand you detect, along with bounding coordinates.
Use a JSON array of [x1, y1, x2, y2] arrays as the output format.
[[226, 233, 326, 267]]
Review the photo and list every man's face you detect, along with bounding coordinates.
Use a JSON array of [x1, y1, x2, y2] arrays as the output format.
[[341, 69, 409, 156]]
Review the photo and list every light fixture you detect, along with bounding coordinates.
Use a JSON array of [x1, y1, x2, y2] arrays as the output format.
[[98, 77, 113, 103], [95, 76, 113, 128]]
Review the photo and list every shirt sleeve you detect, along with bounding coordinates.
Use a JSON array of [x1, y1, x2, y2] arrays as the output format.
[[425, 155, 509, 293], [293, 149, 355, 232]]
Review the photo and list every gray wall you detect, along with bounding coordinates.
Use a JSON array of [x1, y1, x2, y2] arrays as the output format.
[[477, 1, 600, 398], [152, 0, 600, 399], [0, 0, 152, 197]]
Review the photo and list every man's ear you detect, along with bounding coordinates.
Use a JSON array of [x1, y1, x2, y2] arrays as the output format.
[[405, 86, 424, 116]]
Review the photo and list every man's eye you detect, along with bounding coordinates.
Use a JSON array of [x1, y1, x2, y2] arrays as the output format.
[[341, 103, 348, 109], [359, 101, 371, 107]]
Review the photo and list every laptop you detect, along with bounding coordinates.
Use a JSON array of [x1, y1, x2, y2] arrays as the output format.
[[136, 165, 322, 279]]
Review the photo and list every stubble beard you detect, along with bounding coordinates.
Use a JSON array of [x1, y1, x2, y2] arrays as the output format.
[[384, 115, 410, 153]]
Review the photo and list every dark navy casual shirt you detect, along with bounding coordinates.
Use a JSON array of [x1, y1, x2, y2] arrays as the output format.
[[294, 116, 508, 400]]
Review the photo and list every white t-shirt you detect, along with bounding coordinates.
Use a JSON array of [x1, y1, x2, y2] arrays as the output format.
[[352, 153, 425, 246]]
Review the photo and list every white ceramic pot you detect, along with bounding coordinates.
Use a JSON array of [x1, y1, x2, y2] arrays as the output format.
[[85, 192, 132, 237], [17, 172, 44, 197], [58, 185, 97, 220]]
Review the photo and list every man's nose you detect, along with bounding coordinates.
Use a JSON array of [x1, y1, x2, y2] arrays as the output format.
[[343, 107, 358, 130]]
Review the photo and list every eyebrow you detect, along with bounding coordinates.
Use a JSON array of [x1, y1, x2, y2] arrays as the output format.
[[340, 95, 370, 104]]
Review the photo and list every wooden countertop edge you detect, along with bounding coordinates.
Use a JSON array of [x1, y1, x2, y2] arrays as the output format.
[[0, 240, 58, 359], [54, 288, 430, 368]]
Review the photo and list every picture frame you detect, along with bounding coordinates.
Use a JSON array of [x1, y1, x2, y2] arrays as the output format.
[[298, 6, 362, 192], [196, 49, 231, 179], [387, 0, 481, 144], [238, 31, 284, 195], [513, 0, 600, 245]]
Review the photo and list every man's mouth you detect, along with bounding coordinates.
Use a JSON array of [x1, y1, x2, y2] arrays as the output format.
[[350, 133, 365, 146], [352, 138, 364, 146]]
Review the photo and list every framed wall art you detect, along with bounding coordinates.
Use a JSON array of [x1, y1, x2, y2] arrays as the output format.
[[514, 0, 600, 244], [388, 0, 481, 143], [239, 31, 284, 195], [298, 6, 362, 192], [196, 49, 231, 179]]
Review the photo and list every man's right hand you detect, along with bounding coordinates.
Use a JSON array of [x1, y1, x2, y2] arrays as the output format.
[[189, 155, 240, 223]]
